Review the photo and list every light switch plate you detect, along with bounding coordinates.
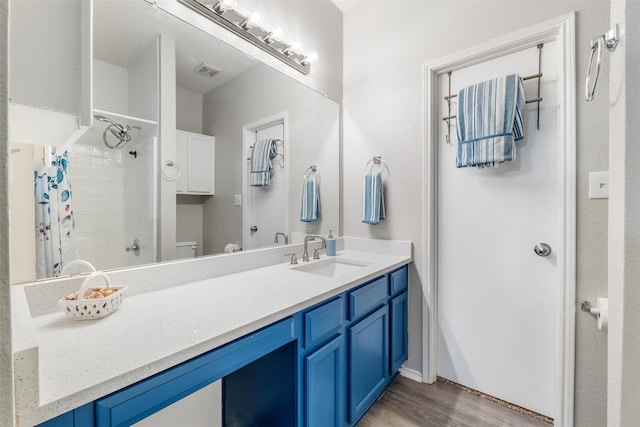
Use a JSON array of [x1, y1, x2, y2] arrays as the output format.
[[234, 194, 242, 206], [589, 171, 609, 199]]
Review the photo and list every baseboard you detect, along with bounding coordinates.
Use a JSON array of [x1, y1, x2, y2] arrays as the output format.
[[398, 367, 423, 383]]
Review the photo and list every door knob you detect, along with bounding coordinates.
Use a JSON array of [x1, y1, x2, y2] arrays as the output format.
[[534, 242, 552, 257], [250, 226, 258, 232]]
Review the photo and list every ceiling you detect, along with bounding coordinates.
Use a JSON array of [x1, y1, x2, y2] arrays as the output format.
[[330, 0, 362, 13], [93, 0, 257, 94]]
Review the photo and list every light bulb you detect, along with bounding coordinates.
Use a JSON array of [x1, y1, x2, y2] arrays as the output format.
[[213, 0, 235, 14], [291, 40, 303, 51], [264, 28, 284, 44], [302, 51, 319, 65], [241, 11, 261, 29], [248, 11, 261, 25]]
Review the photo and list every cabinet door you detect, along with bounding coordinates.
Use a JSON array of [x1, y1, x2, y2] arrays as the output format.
[[186, 133, 215, 194], [348, 305, 389, 423], [304, 335, 345, 427], [390, 292, 408, 374], [175, 131, 188, 193]]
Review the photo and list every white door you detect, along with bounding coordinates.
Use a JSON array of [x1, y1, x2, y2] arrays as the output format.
[[244, 122, 285, 250], [436, 42, 558, 417]]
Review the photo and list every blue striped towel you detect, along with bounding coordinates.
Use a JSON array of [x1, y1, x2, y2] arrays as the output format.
[[250, 139, 279, 186], [362, 172, 385, 225], [300, 176, 321, 222], [456, 74, 525, 168]]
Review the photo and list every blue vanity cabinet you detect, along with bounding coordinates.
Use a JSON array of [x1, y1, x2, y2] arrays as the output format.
[[348, 305, 390, 424]]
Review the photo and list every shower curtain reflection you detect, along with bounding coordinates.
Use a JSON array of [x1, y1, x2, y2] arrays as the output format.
[[34, 150, 78, 279]]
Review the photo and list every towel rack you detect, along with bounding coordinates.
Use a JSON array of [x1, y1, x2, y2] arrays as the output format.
[[442, 44, 544, 145], [161, 160, 181, 182], [304, 165, 318, 179], [247, 138, 285, 168], [365, 156, 389, 175], [585, 24, 618, 102]]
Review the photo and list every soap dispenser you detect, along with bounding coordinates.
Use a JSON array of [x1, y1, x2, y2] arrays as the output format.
[[326, 230, 336, 256]]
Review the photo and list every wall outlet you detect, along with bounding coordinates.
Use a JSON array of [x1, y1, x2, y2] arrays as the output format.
[[234, 194, 242, 206], [589, 171, 609, 199]]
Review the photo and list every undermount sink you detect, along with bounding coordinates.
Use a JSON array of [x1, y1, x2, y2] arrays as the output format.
[[292, 258, 370, 278]]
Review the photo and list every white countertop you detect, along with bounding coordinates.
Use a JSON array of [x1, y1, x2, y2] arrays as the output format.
[[12, 238, 412, 426]]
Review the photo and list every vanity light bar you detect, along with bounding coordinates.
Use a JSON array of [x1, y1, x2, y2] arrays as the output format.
[[178, 0, 311, 74]]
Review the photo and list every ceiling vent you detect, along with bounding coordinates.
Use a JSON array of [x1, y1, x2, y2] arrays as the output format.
[[193, 62, 221, 78]]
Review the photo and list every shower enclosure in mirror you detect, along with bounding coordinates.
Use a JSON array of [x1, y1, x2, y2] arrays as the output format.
[[8, 0, 339, 284]]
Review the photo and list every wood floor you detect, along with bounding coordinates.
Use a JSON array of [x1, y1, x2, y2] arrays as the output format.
[[357, 376, 552, 427]]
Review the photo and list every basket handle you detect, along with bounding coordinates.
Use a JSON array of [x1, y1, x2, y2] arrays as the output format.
[[77, 271, 111, 302]]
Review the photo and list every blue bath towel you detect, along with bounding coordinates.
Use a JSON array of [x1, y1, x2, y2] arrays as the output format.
[[456, 74, 525, 168], [250, 139, 278, 186], [300, 176, 321, 222], [362, 172, 385, 225]]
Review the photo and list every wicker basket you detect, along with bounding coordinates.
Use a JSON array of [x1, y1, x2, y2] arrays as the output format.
[[58, 271, 127, 320]]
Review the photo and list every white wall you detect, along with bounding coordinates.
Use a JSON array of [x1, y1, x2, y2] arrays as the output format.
[[608, 1, 640, 425], [128, 40, 160, 122], [93, 60, 128, 113], [8, 0, 82, 114], [176, 87, 203, 133], [343, 1, 610, 425], [8, 143, 36, 284]]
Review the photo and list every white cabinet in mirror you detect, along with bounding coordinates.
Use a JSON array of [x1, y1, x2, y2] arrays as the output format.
[[176, 130, 215, 195], [8, 0, 340, 284]]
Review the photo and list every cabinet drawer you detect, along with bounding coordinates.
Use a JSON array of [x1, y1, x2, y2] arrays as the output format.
[[390, 265, 408, 295], [304, 297, 344, 348], [349, 276, 388, 320]]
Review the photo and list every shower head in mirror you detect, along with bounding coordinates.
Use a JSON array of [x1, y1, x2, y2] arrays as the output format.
[[94, 115, 141, 149]]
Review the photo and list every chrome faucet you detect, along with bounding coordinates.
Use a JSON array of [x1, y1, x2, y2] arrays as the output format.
[[303, 234, 326, 262], [274, 232, 289, 244]]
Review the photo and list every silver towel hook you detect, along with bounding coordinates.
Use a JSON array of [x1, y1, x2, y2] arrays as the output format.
[[161, 160, 181, 182], [365, 156, 390, 176], [304, 165, 318, 180], [586, 24, 619, 102]]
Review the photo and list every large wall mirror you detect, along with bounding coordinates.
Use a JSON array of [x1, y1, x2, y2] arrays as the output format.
[[8, 0, 339, 284]]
